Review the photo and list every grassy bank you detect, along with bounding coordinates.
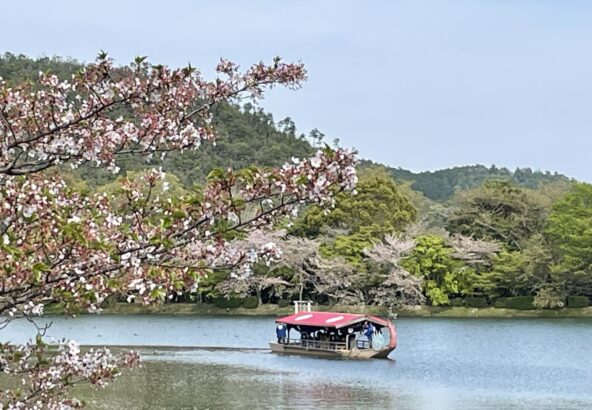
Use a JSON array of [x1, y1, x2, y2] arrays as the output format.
[[49, 302, 592, 318], [397, 305, 592, 318]]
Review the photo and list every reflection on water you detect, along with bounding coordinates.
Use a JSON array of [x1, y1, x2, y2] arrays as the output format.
[[79, 350, 591, 410], [79, 359, 398, 409], [4, 316, 592, 409]]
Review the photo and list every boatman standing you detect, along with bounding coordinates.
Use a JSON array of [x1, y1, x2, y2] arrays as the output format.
[[276, 323, 287, 344], [364, 322, 375, 348]]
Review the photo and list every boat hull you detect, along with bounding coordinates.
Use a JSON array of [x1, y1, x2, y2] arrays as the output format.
[[269, 342, 394, 359]]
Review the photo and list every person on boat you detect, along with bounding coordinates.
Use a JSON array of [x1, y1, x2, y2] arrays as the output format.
[[314, 330, 324, 348], [276, 323, 287, 344], [329, 331, 338, 349], [348, 333, 356, 350], [363, 322, 375, 348], [347, 328, 356, 349]]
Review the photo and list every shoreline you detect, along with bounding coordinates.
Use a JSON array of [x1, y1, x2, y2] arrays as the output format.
[[47, 302, 592, 318]]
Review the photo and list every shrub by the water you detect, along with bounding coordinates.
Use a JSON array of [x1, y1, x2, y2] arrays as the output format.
[[449, 298, 464, 307], [567, 295, 590, 308], [278, 299, 291, 308], [494, 296, 535, 310], [212, 296, 243, 309], [463, 297, 488, 308], [241, 296, 259, 309]]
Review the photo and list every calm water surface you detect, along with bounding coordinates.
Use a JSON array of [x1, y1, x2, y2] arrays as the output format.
[[4, 315, 592, 409]]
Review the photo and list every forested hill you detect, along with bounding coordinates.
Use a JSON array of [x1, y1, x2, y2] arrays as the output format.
[[75, 102, 315, 187], [0, 53, 573, 194], [0, 53, 83, 83], [362, 161, 572, 201], [0, 53, 314, 187]]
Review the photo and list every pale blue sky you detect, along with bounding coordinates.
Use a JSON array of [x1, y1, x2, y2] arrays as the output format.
[[3, 0, 592, 180]]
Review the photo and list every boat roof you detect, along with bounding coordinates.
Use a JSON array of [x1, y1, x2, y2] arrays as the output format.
[[276, 311, 389, 329]]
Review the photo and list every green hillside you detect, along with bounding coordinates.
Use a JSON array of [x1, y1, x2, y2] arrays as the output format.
[[362, 160, 572, 201], [74, 102, 315, 187], [0, 53, 313, 187]]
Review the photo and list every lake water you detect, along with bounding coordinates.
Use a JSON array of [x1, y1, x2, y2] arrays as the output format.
[[3, 315, 592, 409]]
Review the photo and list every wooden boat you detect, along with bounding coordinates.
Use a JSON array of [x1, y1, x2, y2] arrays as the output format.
[[270, 302, 397, 359]]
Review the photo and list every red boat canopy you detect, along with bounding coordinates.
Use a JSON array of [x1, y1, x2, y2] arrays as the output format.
[[276, 311, 389, 329]]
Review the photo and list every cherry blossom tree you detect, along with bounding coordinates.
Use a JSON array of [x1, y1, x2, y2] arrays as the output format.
[[364, 235, 425, 307], [278, 235, 323, 301], [217, 230, 365, 305], [215, 230, 294, 304], [0, 54, 357, 408], [447, 234, 500, 268]]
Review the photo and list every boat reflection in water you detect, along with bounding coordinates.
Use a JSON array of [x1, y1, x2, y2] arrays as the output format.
[[270, 301, 397, 359]]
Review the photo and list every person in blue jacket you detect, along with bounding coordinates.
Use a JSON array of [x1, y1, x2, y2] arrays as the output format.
[[363, 322, 375, 348], [276, 323, 287, 344]]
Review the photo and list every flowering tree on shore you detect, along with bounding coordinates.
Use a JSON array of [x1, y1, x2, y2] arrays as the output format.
[[0, 54, 357, 408]]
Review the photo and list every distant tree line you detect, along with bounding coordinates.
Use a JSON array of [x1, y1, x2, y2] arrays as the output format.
[[223, 176, 590, 310], [360, 160, 572, 201]]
